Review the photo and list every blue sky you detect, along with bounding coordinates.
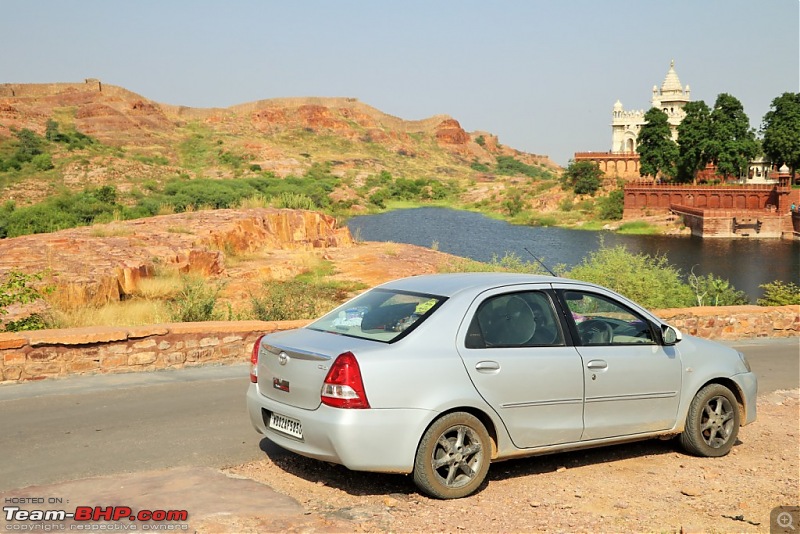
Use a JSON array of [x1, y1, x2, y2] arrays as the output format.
[[2, 1, 798, 165]]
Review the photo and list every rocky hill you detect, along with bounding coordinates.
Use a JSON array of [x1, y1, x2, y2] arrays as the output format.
[[0, 80, 566, 329], [0, 79, 559, 206]]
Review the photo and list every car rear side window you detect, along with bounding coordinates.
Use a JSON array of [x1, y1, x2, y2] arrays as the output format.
[[308, 288, 446, 343], [465, 291, 565, 349]]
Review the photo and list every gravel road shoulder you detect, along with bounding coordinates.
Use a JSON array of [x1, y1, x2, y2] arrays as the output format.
[[220, 389, 799, 533]]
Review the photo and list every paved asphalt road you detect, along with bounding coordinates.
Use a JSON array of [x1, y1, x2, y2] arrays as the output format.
[[0, 337, 796, 492]]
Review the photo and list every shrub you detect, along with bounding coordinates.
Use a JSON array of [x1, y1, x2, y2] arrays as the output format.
[[495, 156, 552, 179], [503, 189, 525, 216], [688, 272, 749, 306], [757, 281, 800, 306], [0, 270, 53, 332], [597, 190, 624, 219], [45, 120, 97, 150], [31, 153, 54, 171], [442, 252, 549, 275], [250, 278, 360, 321], [275, 192, 315, 210], [565, 244, 694, 309], [168, 276, 223, 322], [470, 161, 490, 172], [218, 150, 245, 169]]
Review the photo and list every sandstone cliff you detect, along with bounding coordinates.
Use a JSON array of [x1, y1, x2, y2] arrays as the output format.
[[0, 208, 351, 310]]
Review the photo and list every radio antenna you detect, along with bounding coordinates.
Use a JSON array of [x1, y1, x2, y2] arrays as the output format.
[[523, 247, 556, 277]]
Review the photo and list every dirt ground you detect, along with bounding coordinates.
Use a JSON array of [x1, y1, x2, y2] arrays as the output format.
[[217, 389, 799, 533]]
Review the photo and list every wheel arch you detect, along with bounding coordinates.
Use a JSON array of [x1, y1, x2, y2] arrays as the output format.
[[419, 406, 500, 459], [697, 377, 747, 423]]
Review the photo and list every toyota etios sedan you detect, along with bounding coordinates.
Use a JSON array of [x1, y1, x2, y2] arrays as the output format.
[[247, 273, 757, 499]]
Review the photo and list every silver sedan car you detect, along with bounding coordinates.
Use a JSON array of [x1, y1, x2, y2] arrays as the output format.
[[247, 273, 757, 499]]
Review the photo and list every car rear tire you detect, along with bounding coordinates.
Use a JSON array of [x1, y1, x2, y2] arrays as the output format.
[[680, 383, 740, 457], [413, 412, 491, 499]]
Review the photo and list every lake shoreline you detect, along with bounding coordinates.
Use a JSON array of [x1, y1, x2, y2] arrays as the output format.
[[347, 207, 800, 302]]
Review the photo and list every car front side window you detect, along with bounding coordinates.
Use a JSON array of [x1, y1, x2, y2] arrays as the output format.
[[562, 291, 656, 346]]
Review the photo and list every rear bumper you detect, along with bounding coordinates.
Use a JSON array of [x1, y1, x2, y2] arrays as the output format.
[[247, 383, 436, 473]]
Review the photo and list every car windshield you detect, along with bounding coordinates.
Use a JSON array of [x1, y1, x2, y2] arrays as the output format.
[[307, 288, 447, 343]]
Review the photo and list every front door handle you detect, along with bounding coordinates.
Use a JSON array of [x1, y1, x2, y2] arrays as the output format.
[[586, 360, 608, 371], [475, 361, 501, 372]]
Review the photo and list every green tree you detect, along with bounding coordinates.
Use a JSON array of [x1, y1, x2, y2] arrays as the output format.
[[761, 92, 800, 183], [503, 189, 525, 216], [637, 108, 678, 180], [707, 93, 759, 179], [563, 160, 602, 195], [676, 101, 712, 183], [596, 189, 624, 220]]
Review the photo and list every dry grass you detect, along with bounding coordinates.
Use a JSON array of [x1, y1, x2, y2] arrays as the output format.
[[48, 269, 184, 327], [132, 271, 183, 300], [383, 242, 399, 256], [237, 194, 271, 209], [89, 226, 133, 238], [52, 299, 172, 328]]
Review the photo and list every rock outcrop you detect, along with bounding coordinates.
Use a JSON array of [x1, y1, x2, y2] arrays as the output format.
[[0, 208, 352, 310]]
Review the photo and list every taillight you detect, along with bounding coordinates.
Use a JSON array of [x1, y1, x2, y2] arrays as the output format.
[[250, 334, 266, 383], [321, 351, 370, 409]]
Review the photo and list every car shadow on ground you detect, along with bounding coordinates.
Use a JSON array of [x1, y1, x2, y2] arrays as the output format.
[[258, 435, 743, 498]]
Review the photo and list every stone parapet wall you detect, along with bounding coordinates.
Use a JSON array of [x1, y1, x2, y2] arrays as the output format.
[[654, 305, 798, 340], [0, 320, 309, 384], [0, 306, 797, 385]]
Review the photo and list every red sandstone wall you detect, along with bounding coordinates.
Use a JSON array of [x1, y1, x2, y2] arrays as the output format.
[[624, 184, 785, 212]]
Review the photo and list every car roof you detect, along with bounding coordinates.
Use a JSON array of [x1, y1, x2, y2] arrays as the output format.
[[377, 272, 573, 298]]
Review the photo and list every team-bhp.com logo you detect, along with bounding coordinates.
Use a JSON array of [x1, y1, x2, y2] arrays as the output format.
[[4, 505, 189, 530]]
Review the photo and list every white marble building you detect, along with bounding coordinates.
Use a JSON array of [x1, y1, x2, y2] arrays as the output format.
[[611, 60, 691, 154]]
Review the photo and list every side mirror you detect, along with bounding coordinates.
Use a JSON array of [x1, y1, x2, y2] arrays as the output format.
[[661, 325, 683, 345]]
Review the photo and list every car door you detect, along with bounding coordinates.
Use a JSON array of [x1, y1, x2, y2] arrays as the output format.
[[456, 287, 585, 449], [553, 285, 682, 440]]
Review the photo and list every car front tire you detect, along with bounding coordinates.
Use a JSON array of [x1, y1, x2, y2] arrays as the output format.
[[680, 383, 740, 457], [413, 412, 491, 499]]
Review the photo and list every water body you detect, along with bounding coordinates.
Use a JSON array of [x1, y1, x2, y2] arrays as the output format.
[[348, 207, 800, 302]]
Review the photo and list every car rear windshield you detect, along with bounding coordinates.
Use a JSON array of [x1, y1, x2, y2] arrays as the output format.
[[307, 288, 447, 343]]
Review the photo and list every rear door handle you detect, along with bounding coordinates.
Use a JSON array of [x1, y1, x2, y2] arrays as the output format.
[[475, 361, 501, 372]]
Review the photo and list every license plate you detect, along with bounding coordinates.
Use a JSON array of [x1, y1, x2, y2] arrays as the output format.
[[269, 412, 303, 439]]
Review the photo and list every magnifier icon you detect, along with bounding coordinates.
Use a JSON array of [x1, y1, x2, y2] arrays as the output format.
[[778, 511, 795, 530]]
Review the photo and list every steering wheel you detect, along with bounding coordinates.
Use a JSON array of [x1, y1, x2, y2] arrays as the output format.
[[577, 319, 614, 345]]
